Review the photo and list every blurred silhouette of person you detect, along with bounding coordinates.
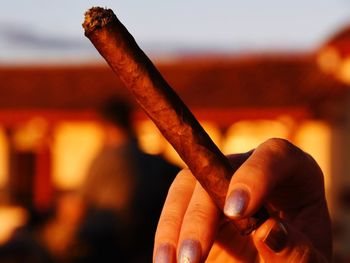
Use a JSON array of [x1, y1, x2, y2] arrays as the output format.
[[75, 97, 179, 263]]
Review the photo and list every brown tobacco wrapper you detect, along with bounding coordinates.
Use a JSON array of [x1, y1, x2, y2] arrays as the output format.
[[82, 7, 269, 235]]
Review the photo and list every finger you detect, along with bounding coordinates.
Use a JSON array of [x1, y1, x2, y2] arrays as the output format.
[[253, 218, 329, 263], [177, 182, 221, 263], [223, 138, 325, 218], [226, 151, 253, 171], [153, 169, 196, 263], [224, 138, 332, 257]]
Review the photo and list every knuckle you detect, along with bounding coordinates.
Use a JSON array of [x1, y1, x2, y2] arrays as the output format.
[[155, 214, 182, 241], [168, 169, 195, 193], [261, 138, 307, 167], [263, 138, 296, 156], [186, 203, 211, 223], [176, 168, 195, 184], [262, 138, 324, 184], [158, 213, 181, 230], [177, 168, 192, 178]]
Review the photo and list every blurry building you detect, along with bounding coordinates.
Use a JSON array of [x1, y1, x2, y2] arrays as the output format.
[[0, 24, 350, 260], [317, 25, 350, 260]]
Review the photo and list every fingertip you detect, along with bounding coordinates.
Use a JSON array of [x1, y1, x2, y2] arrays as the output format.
[[223, 187, 250, 218], [178, 239, 202, 263], [253, 218, 325, 262], [263, 221, 288, 253], [253, 218, 288, 255], [177, 183, 221, 262], [154, 243, 176, 263], [226, 162, 270, 219], [154, 169, 197, 262]]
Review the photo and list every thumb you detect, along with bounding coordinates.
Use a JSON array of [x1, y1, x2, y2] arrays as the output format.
[[252, 218, 328, 263]]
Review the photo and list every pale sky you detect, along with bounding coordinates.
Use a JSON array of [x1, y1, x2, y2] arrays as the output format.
[[0, 0, 349, 64]]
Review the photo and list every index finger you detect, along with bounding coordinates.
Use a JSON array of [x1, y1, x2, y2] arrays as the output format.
[[224, 138, 325, 218], [153, 169, 196, 262]]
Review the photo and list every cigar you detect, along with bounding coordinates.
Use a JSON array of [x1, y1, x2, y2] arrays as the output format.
[[82, 7, 268, 235]]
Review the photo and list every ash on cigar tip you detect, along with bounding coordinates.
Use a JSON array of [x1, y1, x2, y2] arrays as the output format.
[[83, 7, 116, 31]]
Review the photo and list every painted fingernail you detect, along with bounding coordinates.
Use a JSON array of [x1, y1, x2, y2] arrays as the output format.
[[155, 243, 176, 263], [223, 188, 249, 218], [178, 239, 201, 263], [263, 221, 288, 252]]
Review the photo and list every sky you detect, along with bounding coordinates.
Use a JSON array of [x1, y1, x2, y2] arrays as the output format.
[[0, 0, 349, 64]]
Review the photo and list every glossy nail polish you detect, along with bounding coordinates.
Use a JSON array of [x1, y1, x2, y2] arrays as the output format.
[[178, 239, 201, 263], [155, 243, 175, 263], [223, 188, 249, 218], [263, 221, 288, 252]]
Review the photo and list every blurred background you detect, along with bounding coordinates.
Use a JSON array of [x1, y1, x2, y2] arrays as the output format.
[[1, 0, 350, 262]]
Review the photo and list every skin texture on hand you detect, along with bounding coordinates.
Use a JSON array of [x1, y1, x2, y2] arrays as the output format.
[[153, 138, 332, 263]]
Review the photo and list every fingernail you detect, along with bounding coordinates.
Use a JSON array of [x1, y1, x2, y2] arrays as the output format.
[[263, 221, 288, 252], [223, 188, 249, 218], [155, 243, 176, 263], [178, 239, 201, 263]]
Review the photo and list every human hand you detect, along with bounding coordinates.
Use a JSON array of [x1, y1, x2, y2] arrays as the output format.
[[153, 138, 332, 262]]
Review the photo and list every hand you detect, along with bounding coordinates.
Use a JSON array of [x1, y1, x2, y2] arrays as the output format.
[[153, 138, 332, 262]]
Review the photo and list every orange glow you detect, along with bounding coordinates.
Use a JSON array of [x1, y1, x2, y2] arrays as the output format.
[[222, 119, 290, 154], [294, 121, 332, 207], [317, 47, 341, 75], [162, 121, 222, 167], [337, 58, 350, 84], [49, 118, 332, 204], [318, 46, 350, 85], [0, 206, 28, 245], [136, 119, 185, 167], [12, 117, 49, 151], [52, 122, 104, 190], [136, 120, 166, 155], [0, 128, 9, 189]]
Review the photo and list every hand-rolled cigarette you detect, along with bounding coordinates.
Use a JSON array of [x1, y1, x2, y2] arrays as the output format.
[[82, 7, 268, 235]]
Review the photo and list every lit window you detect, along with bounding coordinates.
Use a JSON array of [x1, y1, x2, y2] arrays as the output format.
[[222, 119, 290, 154], [136, 120, 165, 155], [0, 128, 8, 189], [0, 206, 28, 245], [338, 58, 350, 84], [52, 122, 104, 190], [317, 46, 341, 75], [294, 121, 331, 207]]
